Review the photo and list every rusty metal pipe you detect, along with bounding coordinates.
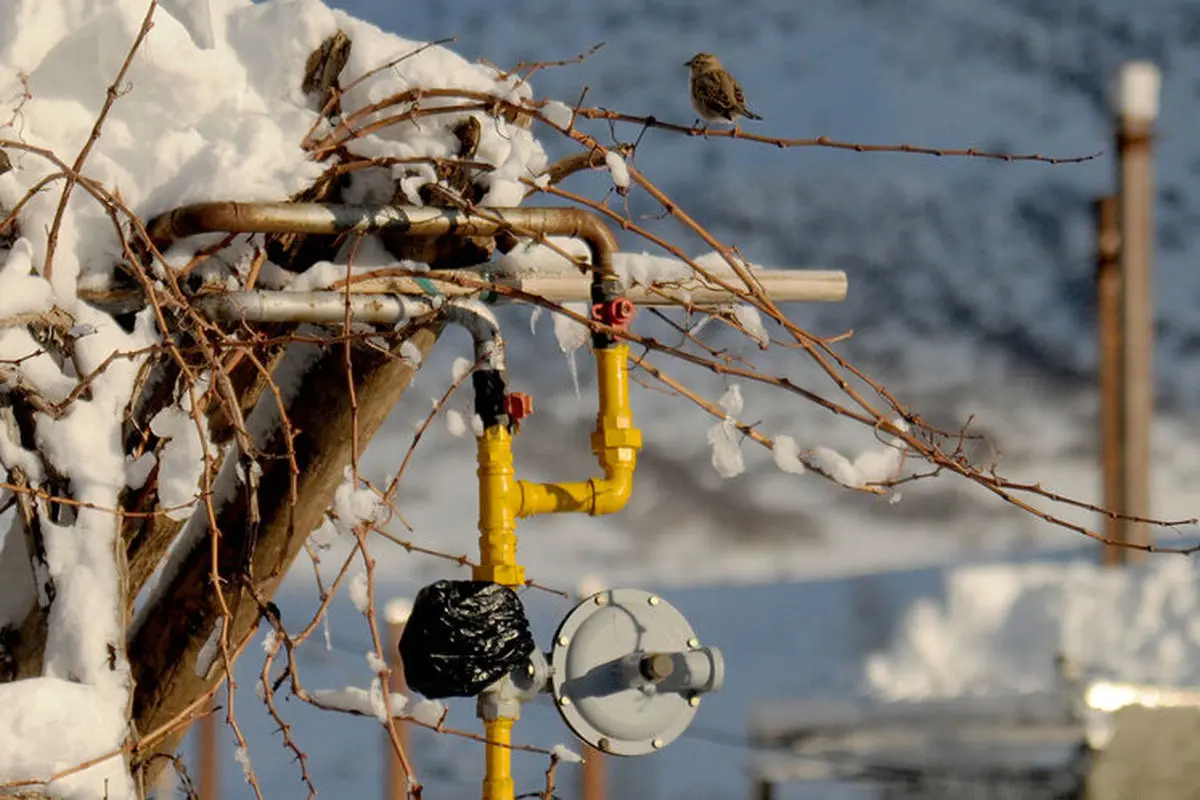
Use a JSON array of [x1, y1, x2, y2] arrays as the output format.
[[146, 202, 617, 278]]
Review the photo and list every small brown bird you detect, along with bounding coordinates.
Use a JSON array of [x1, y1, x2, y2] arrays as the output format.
[[685, 53, 762, 128]]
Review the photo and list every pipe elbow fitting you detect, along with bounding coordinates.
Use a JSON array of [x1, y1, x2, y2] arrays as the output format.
[[589, 461, 636, 516]]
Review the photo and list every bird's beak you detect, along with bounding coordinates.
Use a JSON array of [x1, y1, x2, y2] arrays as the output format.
[[683, 59, 691, 67]]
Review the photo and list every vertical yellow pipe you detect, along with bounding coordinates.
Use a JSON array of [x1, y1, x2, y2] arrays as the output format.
[[474, 347, 635, 800], [594, 345, 632, 432], [474, 425, 524, 587], [482, 717, 515, 800], [476, 425, 520, 800]]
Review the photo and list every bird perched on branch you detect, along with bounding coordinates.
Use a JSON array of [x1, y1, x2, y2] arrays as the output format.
[[685, 53, 762, 129]]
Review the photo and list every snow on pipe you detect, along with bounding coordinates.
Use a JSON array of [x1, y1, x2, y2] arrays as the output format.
[[145, 201, 618, 276], [444, 298, 505, 372], [192, 291, 505, 372]]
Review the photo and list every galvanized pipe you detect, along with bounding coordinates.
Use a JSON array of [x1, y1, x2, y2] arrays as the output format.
[[146, 202, 617, 278], [192, 291, 430, 325], [193, 291, 505, 372]]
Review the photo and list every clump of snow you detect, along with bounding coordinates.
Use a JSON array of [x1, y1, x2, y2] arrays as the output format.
[[445, 408, 468, 437], [149, 399, 210, 521], [0, 523, 36, 630], [771, 434, 807, 475], [0, 238, 52, 318], [234, 745, 252, 784], [368, 676, 389, 723], [615, 252, 692, 287], [541, 99, 575, 129], [604, 150, 630, 190], [706, 385, 745, 479], [262, 629, 279, 656], [866, 558, 1200, 700], [807, 423, 907, 489], [366, 649, 387, 673], [470, 413, 485, 437], [124, 451, 157, 490], [399, 339, 423, 368], [408, 697, 447, 726], [733, 303, 769, 348], [311, 684, 408, 719], [451, 356, 473, 383], [0, 678, 134, 798], [348, 571, 370, 614], [492, 237, 590, 278], [551, 743, 583, 763], [333, 467, 383, 535]]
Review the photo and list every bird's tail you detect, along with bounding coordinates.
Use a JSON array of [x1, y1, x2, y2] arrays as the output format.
[[742, 108, 763, 121]]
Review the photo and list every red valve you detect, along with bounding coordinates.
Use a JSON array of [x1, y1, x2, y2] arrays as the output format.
[[504, 392, 534, 423], [591, 297, 636, 330]]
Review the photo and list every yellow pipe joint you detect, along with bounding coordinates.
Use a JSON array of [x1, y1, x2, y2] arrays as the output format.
[[481, 716, 515, 800], [473, 426, 525, 587]]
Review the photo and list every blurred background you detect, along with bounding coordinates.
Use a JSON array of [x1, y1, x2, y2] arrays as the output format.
[[193, 1, 1200, 798]]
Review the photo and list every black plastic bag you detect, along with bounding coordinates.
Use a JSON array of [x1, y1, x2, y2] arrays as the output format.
[[398, 580, 536, 699]]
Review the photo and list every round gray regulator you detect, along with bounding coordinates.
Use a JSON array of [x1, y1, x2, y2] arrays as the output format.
[[549, 588, 724, 756]]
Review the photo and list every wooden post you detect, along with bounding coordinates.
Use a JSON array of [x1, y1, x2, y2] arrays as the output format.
[[385, 599, 413, 800], [1114, 62, 1161, 563], [1095, 195, 1123, 566], [576, 575, 607, 800], [581, 744, 606, 800], [197, 698, 218, 799]]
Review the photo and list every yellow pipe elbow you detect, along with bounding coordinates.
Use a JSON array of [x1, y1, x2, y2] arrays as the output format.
[[514, 343, 641, 518], [589, 455, 636, 515]]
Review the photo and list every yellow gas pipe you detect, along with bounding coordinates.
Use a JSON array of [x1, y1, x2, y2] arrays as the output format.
[[474, 309, 639, 800], [481, 716, 515, 800]]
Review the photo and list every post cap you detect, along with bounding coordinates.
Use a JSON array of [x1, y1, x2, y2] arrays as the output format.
[[1116, 61, 1161, 121]]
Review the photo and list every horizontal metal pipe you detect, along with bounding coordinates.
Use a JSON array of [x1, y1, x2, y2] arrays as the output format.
[[348, 271, 847, 305], [191, 291, 432, 325], [192, 291, 506, 372], [146, 202, 617, 278]]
